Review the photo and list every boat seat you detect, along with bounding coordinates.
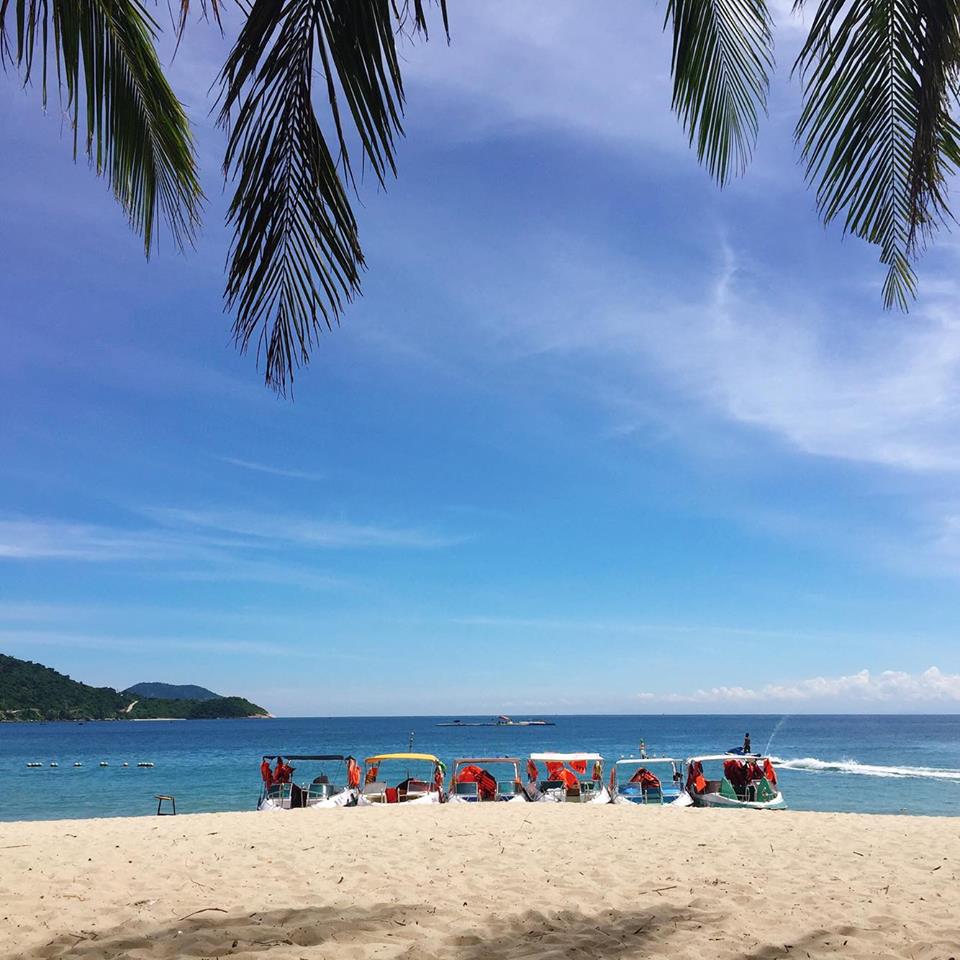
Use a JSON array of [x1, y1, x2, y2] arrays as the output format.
[[455, 782, 480, 799], [363, 781, 387, 801], [496, 781, 520, 799]]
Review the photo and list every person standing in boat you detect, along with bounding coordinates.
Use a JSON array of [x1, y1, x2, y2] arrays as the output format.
[[743, 733, 752, 754], [639, 740, 648, 759]]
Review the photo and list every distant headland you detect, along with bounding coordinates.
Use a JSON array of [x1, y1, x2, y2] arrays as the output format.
[[0, 654, 271, 722]]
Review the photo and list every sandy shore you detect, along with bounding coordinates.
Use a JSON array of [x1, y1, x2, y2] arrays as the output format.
[[1, 805, 958, 959]]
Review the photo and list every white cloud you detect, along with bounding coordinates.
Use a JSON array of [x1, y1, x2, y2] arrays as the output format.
[[402, 1, 683, 151], [0, 518, 232, 562], [148, 507, 462, 549], [438, 229, 960, 475], [0, 509, 459, 563], [638, 667, 960, 706], [217, 457, 325, 481]]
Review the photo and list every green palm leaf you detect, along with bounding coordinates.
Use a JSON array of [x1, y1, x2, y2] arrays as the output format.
[[217, 0, 446, 394], [795, 0, 960, 309], [666, 0, 774, 184], [0, 0, 202, 254]]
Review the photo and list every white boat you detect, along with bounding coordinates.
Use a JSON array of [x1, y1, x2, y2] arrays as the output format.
[[257, 754, 362, 810], [448, 757, 527, 802], [609, 757, 688, 805], [360, 753, 446, 804], [526, 752, 609, 803], [684, 754, 785, 810]]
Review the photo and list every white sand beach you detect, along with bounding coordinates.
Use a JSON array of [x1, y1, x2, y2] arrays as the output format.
[[1, 804, 958, 959]]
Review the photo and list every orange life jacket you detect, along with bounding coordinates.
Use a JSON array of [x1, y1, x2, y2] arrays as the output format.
[[347, 757, 361, 789], [686, 761, 706, 793], [630, 767, 661, 790], [558, 768, 580, 790], [545, 760, 565, 780], [570, 759, 587, 775], [365, 764, 379, 784], [763, 758, 777, 786], [592, 760, 602, 781], [260, 761, 273, 786], [526, 759, 539, 782]]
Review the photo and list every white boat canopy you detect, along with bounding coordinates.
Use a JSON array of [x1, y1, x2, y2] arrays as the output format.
[[615, 757, 681, 766], [529, 752, 603, 762]]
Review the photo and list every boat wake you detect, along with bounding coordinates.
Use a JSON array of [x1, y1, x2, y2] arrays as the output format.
[[773, 756, 960, 782]]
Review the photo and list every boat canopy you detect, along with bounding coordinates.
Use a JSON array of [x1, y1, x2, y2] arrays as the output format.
[[454, 757, 521, 766], [615, 757, 680, 766], [261, 754, 349, 762], [529, 752, 603, 762], [365, 753, 441, 764]]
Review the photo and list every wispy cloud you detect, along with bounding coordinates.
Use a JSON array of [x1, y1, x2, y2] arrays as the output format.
[[149, 507, 464, 549], [403, 1, 683, 151], [217, 457, 325, 481], [0, 508, 460, 563], [637, 667, 960, 706], [0, 518, 234, 562], [497, 239, 960, 474], [0, 629, 303, 657]]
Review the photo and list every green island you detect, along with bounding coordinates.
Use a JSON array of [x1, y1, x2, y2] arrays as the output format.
[[0, 654, 270, 722]]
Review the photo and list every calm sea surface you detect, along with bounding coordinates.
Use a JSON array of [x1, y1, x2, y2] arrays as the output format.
[[2, 714, 959, 821]]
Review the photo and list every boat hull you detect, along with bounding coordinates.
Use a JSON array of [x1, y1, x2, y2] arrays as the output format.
[[692, 791, 785, 810]]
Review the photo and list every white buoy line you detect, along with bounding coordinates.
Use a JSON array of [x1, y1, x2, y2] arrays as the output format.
[[25, 761, 156, 768]]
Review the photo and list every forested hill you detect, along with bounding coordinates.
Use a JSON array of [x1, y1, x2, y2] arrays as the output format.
[[0, 654, 126, 721], [0, 654, 270, 721], [123, 682, 220, 701]]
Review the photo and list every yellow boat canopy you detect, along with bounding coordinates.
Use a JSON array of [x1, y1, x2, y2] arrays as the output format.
[[365, 753, 441, 764]]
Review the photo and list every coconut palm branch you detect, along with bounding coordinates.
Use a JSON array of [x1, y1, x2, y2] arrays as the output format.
[[217, 0, 447, 393], [665, 0, 774, 184], [794, 0, 960, 309], [0, 0, 202, 254]]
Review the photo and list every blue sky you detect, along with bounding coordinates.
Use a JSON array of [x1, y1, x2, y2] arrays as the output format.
[[3, 1, 960, 715]]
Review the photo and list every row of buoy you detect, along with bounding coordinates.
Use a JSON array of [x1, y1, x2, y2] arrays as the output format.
[[25, 761, 155, 768]]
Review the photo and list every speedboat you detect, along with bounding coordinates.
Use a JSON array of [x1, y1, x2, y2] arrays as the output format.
[[361, 753, 446, 804], [448, 757, 527, 802], [684, 754, 785, 810], [526, 752, 609, 803], [257, 754, 362, 811], [609, 757, 688, 805]]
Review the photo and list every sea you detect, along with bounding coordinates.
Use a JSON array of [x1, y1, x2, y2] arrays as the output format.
[[2, 714, 959, 821]]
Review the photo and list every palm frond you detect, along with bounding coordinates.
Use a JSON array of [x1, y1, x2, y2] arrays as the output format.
[[795, 0, 960, 309], [217, 0, 447, 394], [0, 0, 202, 254], [666, 0, 773, 184]]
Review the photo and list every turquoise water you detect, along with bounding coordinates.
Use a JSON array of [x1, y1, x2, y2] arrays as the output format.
[[2, 714, 959, 820]]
